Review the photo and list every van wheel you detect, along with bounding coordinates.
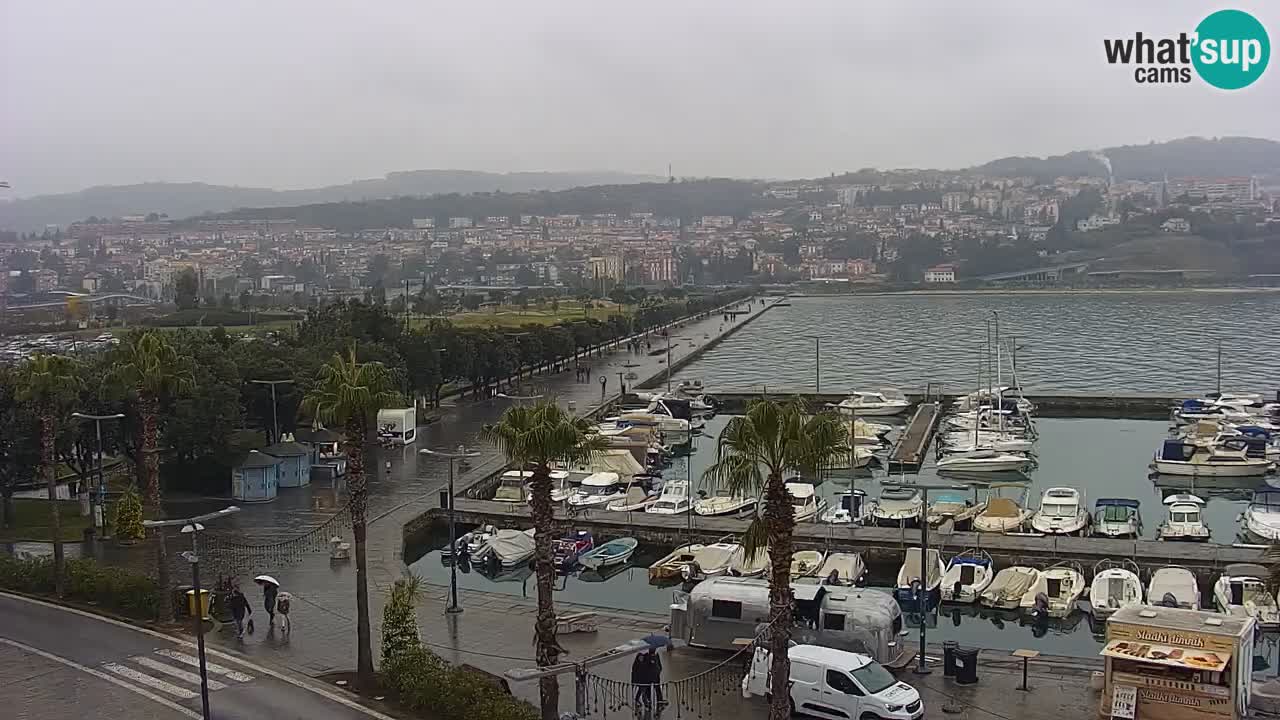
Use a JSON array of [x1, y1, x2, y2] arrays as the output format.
[[859, 714, 883, 720]]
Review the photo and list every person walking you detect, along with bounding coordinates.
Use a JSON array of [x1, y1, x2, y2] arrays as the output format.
[[275, 591, 292, 636], [644, 646, 666, 708], [261, 580, 278, 627], [631, 652, 652, 710], [227, 586, 251, 639]]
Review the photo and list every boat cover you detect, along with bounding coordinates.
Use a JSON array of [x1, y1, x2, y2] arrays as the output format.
[[1161, 440, 1193, 461], [484, 529, 535, 561]]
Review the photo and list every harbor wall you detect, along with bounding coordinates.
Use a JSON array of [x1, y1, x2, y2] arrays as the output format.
[[633, 299, 778, 391], [703, 390, 1178, 419]]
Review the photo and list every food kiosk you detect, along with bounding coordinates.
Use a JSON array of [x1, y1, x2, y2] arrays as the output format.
[[1100, 606, 1254, 719]]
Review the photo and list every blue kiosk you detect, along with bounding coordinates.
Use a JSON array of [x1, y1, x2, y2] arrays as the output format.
[[233, 450, 281, 502]]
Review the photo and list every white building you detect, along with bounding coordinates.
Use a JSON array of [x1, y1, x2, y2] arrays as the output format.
[[1161, 217, 1191, 233], [448, 217, 474, 229], [923, 264, 956, 283]]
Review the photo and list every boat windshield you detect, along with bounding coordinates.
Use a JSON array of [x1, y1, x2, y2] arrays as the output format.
[[1100, 506, 1132, 522], [850, 662, 896, 695], [1172, 510, 1200, 523], [580, 484, 617, 497], [1043, 502, 1077, 518]]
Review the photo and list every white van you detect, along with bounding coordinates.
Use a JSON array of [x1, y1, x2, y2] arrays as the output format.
[[742, 644, 924, 719]]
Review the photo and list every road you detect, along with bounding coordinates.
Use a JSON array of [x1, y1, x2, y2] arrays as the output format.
[[0, 593, 393, 720]]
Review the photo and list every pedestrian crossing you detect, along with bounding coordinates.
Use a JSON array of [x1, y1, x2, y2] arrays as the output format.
[[100, 648, 256, 700]]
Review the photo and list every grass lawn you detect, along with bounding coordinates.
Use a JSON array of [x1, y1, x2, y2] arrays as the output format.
[[433, 301, 630, 329], [0, 498, 92, 542]]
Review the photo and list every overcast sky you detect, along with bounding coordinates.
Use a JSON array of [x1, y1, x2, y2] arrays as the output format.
[[2, 1, 1277, 196]]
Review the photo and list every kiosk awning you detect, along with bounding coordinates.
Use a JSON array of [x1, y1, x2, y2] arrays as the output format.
[[1101, 639, 1230, 673]]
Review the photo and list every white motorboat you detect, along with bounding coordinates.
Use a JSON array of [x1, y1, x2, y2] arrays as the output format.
[[648, 540, 738, 583], [945, 409, 1032, 435], [821, 489, 871, 525], [956, 386, 1036, 415], [809, 552, 865, 586], [1152, 438, 1273, 477], [606, 483, 660, 512], [980, 566, 1041, 610], [1091, 498, 1142, 539], [847, 419, 891, 448], [727, 545, 770, 577], [473, 528, 537, 568], [616, 411, 692, 443], [937, 449, 1032, 474], [675, 379, 704, 396], [453, 524, 498, 556], [1214, 563, 1280, 629], [870, 487, 923, 527], [1019, 562, 1086, 618], [493, 470, 534, 503], [767, 482, 826, 523], [896, 547, 945, 599], [790, 549, 826, 579], [1156, 494, 1211, 542], [1241, 487, 1280, 543], [942, 433, 1036, 454], [694, 490, 757, 517], [566, 472, 625, 508], [835, 389, 911, 417], [971, 485, 1033, 533], [926, 492, 982, 528], [1147, 566, 1200, 610], [646, 479, 692, 515], [1029, 487, 1090, 536], [1089, 560, 1144, 619], [577, 537, 638, 570], [525, 470, 573, 504], [940, 549, 994, 603]]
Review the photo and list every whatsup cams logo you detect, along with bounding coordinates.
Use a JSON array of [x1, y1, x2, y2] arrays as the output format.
[[1104, 9, 1270, 89]]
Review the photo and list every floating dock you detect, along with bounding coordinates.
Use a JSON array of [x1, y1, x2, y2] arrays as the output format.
[[886, 402, 940, 472]]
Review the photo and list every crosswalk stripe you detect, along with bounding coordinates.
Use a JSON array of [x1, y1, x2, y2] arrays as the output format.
[[132, 656, 227, 690], [154, 648, 255, 682], [103, 662, 197, 698]]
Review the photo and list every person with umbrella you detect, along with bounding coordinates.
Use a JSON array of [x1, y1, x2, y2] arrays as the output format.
[[255, 575, 279, 628], [227, 584, 251, 639]]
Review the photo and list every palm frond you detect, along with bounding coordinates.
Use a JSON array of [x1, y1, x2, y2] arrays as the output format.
[[740, 517, 769, 563]]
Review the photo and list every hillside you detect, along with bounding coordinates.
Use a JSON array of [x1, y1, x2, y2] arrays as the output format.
[[972, 136, 1280, 182], [0, 170, 663, 232]]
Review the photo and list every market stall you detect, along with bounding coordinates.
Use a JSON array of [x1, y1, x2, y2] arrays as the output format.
[[1100, 606, 1254, 719]]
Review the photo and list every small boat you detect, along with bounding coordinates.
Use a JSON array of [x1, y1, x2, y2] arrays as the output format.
[[1089, 559, 1144, 619], [766, 482, 826, 523], [937, 449, 1032, 474], [1029, 487, 1090, 536], [474, 528, 536, 568], [606, 483, 660, 512], [552, 531, 595, 571], [493, 470, 534, 503], [1147, 566, 1200, 610], [566, 472, 625, 508], [972, 485, 1033, 533], [940, 549, 994, 603], [980, 566, 1041, 610], [1214, 563, 1279, 628], [809, 552, 864, 586], [1241, 487, 1280, 543], [578, 537, 638, 570], [790, 549, 826, 579], [648, 541, 739, 583], [727, 545, 770, 577], [835, 389, 911, 417], [649, 544, 704, 583], [694, 490, 757, 517], [1019, 561, 1086, 618], [645, 479, 692, 515], [821, 489, 871, 525], [1091, 498, 1142, 539], [895, 547, 945, 602], [942, 433, 1036, 454], [453, 524, 498, 556], [926, 492, 981, 528], [525, 470, 574, 504], [870, 487, 923, 527], [1152, 438, 1274, 477], [676, 379, 704, 396], [1156, 494, 1211, 542]]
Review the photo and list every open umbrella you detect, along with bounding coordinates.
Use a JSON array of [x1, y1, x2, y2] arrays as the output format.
[[254, 575, 280, 587]]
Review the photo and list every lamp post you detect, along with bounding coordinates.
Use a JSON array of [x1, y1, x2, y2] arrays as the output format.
[[881, 479, 967, 676], [420, 447, 480, 614], [810, 335, 823, 393], [143, 506, 240, 720], [70, 412, 125, 536], [248, 379, 294, 444]]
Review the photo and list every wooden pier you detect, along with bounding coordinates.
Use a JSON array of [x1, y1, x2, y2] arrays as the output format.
[[887, 401, 940, 472]]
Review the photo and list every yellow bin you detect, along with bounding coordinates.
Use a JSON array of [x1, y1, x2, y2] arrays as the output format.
[[186, 589, 211, 620]]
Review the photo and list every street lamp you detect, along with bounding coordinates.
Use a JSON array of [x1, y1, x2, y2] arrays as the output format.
[[70, 412, 125, 536], [882, 480, 966, 676], [809, 335, 824, 393], [249, 379, 294, 443], [420, 446, 480, 614], [143, 506, 240, 720]]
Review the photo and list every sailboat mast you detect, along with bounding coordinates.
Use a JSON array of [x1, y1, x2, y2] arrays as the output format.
[[993, 311, 1003, 436]]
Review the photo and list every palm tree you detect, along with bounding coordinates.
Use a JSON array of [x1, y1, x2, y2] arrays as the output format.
[[108, 331, 194, 619], [702, 398, 849, 720], [482, 402, 607, 720], [302, 344, 402, 689], [17, 354, 84, 597]]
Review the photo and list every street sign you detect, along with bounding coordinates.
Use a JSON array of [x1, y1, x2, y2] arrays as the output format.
[[1110, 684, 1137, 719]]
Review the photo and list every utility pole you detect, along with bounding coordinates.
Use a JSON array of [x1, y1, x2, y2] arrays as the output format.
[[143, 506, 240, 720], [420, 447, 480, 613], [249, 379, 294, 444], [70, 412, 125, 536], [810, 335, 823, 393]]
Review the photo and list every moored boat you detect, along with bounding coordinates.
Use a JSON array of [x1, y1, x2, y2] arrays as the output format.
[[926, 492, 981, 528], [895, 547, 945, 602], [1147, 566, 1200, 610], [821, 489, 871, 525], [1240, 487, 1280, 543], [1091, 498, 1142, 539], [693, 490, 757, 517], [1019, 561, 1086, 618], [809, 552, 865, 586], [727, 545, 770, 577], [1214, 563, 1279, 629], [1089, 559, 1144, 619], [835, 389, 911, 417], [940, 549, 994, 603], [566, 472, 625, 508], [578, 537, 638, 570], [1156, 494, 1211, 542], [789, 549, 826, 579], [645, 479, 692, 515], [1029, 487, 1090, 536], [1151, 438, 1274, 477], [971, 484, 1033, 533], [552, 530, 595, 571], [870, 487, 922, 527], [980, 566, 1040, 610]]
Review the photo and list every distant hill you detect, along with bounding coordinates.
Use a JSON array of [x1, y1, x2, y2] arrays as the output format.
[[972, 136, 1280, 182], [0, 170, 664, 232]]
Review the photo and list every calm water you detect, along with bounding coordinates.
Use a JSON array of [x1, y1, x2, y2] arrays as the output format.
[[672, 293, 1280, 394], [408, 414, 1278, 659]]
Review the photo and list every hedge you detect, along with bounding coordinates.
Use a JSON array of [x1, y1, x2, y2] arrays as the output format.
[[0, 554, 158, 619], [382, 646, 537, 720]]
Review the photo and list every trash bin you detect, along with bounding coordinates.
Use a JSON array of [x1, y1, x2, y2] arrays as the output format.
[[954, 647, 979, 685], [943, 641, 960, 677], [186, 589, 211, 620]]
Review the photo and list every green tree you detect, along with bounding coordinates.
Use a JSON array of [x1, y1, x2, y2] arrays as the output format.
[[112, 485, 145, 542], [108, 331, 195, 619], [16, 354, 84, 596], [0, 367, 40, 528], [303, 346, 403, 689], [702, 399, 850, 720], [482, 403, 607, 719], [381, 574, 423, 665], [174, 268, 199, 311]]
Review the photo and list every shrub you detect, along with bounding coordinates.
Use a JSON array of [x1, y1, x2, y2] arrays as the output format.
[[0, 554, 158, 619], [382, 645, 537, 720], [112, 486, 145, 542], [381, 575, 422, 665]]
